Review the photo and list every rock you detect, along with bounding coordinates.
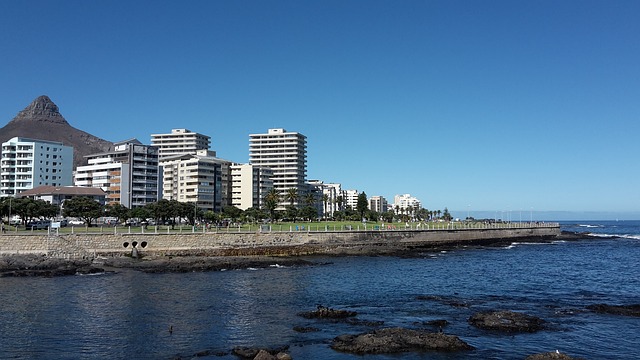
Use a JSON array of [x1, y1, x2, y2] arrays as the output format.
[[232, 346, 289, 360], [331, 327, 474, 354], [275, 353, 292, 360], [253, 350, 275, 360], [525, 351, 582, 360], [586, 303, 640, 317], [293, 326, 319, 333], [298, 305, 357, 319], [424, 319, 449, 328], [468, 310, 545, 332], [232, 347, 259, 359]]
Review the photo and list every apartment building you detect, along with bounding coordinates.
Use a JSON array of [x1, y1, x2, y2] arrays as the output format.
[[161, 150, 230, 212], [150, 128, 212, 162], [249, 128, 307, 208], [74, 139, 159, 208], [369, 195, 389, 213], [393, 194, 422, 213], [0, 137, 73, 197], [230, 163, 274, 210], [344, 189, 360, 210]]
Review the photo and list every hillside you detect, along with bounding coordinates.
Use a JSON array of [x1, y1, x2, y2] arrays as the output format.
[[0, 95, 113, 169]]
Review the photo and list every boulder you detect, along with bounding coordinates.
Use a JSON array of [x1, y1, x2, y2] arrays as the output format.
[[468, 310, 545, 332], [298, 305, 357, 319], [525, 351, 582, 360], [331, 327, 474, 354], [586, 303, 640, 317]]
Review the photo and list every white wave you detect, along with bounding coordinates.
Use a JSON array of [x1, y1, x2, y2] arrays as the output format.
[[578, 224, 601, 228], [503, 243, 517, 249], [269, 264, 287, 268], [620, 234, 640, 240], [247, 267, 258, 271]]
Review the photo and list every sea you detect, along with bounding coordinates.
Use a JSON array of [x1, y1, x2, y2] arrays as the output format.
[[1, 220, 639, 360]]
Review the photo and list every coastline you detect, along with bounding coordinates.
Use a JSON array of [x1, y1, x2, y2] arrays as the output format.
[[0, 230, 603, 277]]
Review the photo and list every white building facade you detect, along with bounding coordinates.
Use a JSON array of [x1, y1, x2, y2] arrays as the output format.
[[74, 139, 159, 208], [249, 128, 307, 208], [393, 194, 422, 213], [230, 164, 274, 210], [151, 128, 212, 161], [0, 137, 73, 197]]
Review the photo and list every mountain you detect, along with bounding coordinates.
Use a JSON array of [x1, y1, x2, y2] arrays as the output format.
[[0, 95, 113, 169]]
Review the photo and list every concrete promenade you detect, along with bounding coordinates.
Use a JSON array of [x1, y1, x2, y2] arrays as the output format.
[[0, 222, 560, 259]]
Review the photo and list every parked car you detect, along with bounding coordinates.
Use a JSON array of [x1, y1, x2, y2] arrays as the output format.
[[68, 219, 85, 226], [27, 220, 51, 230]]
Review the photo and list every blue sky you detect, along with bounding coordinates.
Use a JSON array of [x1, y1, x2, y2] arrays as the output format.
[[1, 0, 639, 220]]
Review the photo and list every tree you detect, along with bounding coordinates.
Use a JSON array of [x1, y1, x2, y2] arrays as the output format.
[[381, 210, 394, 223], [104, 203, 130, 224], [62, 197, 104, 227], [336, 195, 344, 211], [285, 205, 298, 221], [263, 189, 281, 222], [322, 194, 329, 220], [285, 188, 298, 208], [222, 205, 243, 223], [300, 206, 318, 221], [356, 192, 368, 220], [244, 207, 266, 223], [443, 207, 452, 221]]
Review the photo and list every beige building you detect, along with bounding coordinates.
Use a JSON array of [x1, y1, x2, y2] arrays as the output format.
[[161, 150, 230, 212], [369, 195, 389, 213], [230, 163, 273, 210]]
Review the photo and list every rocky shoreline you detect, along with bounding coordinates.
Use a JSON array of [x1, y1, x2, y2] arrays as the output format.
[[0, 231, 613, 278]]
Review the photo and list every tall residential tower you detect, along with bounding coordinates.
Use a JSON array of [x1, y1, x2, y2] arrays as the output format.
[[249, 128, 307, 207]]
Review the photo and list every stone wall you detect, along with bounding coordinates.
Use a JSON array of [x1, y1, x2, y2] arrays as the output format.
[[0, 226, 560, 258]]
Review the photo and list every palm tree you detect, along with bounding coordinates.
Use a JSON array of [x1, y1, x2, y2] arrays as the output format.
[[285, 188, 298, 208], [263, 189, 281, 222], [322, 194, 329, 220], [336, 195, 344, 211]]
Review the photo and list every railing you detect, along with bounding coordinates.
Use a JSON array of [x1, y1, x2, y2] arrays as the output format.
[[1, 221, 559, 236]]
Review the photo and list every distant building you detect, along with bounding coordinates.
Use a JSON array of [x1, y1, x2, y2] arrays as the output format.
[[0, 137, 73, 197], [307, 180, 343, 218], [161, 150, 230, 212], [231, 163, 274, 210], [344, 189, 360, 210], [369, 195, 388, 213], [249, 128, 307, 208], [393, 194, 422, 214], [151, 128, 212, 162], [17, 185, 107, 206], [74, 139, 159, 208]]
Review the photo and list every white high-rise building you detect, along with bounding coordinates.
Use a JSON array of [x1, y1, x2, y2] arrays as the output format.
[[231, 164, 273, 210], [0, 137, 73, 197], [249, 128, 307, 207], [151, 129, 212, 162], [74, 139, 159, 208]]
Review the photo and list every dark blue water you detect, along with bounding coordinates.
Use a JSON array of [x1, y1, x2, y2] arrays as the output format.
[[1, 221, 639, 359]]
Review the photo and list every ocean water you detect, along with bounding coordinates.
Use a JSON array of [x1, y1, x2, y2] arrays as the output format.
[[1, 220, 639, 359]]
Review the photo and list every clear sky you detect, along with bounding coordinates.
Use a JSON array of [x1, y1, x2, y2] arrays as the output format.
[[1, 0, 639, 220]]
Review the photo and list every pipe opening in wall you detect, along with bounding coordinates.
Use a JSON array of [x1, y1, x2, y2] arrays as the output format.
[[132, 241, 138, 247], [123, 242, 129, 248], [141, 241, 148, 248]]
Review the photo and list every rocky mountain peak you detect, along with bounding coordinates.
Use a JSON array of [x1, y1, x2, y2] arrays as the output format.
[[11, 95, 69, 125]]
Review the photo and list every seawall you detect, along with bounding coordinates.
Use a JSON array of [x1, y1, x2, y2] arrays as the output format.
[[0, 225, 560, 258]]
